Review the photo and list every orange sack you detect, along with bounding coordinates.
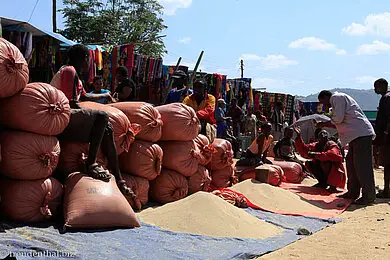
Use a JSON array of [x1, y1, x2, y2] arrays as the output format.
[[63, 172, 140, 229], [208, 139, 234, 171], [0, 130, 60, 180], [110, 102, 163, 142], [0, 177, 63, 223], [194, 134, 216, 166], [156, 103, 200, 141], [239, 165, 285, 186], [80, 102, 140, 155], [270, 159, 305, 184], [119, 140, 162, 181], [211, 165, 236, 189], [0, 83, 70, 135], [150, 169, 188, 204], [122, 174, 149, 210], [159, 140, 200, 177], [188, 165, 211, 194], [58, 141, 107, 176], [0, 38, 29, 98]]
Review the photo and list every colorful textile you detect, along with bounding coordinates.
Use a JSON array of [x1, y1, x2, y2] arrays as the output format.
[[183, 94, 216, 124]]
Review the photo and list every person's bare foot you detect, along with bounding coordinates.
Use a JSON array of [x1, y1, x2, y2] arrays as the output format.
[[327, 186, 339, 194]]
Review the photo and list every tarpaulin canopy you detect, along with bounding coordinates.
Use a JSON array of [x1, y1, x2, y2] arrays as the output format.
[[0, 17, 76, 46]]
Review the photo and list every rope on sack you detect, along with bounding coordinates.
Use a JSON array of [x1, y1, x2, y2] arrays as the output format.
[[40, 179, 53, 218]]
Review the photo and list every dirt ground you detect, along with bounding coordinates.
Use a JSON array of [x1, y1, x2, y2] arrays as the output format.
[[261, 169, 390, 260]]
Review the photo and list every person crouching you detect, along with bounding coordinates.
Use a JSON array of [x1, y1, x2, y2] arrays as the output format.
[[294, 127, 346, 193]]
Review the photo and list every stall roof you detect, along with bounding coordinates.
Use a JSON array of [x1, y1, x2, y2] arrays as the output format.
[[0, 17, 77, 46]]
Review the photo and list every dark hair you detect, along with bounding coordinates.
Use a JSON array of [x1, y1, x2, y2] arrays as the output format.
[[318, 90, 332, 100], [116, 66, 129, 77], [315, 128, 323, 139], [284, 127, 293, 134], [93, 75, 103, 83], [67, 44, 89, 64], [374, 78, 388, 88], [193, 79, 208, 92], [262, 122, 272, 129]]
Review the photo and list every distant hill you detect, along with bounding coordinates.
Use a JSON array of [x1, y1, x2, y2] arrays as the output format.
[[302, 88, 380, 111]]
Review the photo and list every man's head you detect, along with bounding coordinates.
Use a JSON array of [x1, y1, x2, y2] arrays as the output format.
[[314, 128, 323, 140], [261, 122, 272, 137], [318, 90, 333, 106], [284, 127, 294, 139], [172, 70, 187, 89], [93, 76, 104, 92], [193, 79, 207, 99], [317, 130, 329, 145], [231, 98, 237, 107], [116, 66, 128, 81], [374, 78, 388, 95], [67, 44, 89, 72], [217, 99, 226, 109]]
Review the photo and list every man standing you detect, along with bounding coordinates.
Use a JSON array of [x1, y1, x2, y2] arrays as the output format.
[[227, 99, 243, 137], [270, 102, 285, 141], [373, 78, 390, 198], [215, 99, 231, 138], [318, 90, 376, 205], [166, 70, 193, 104]]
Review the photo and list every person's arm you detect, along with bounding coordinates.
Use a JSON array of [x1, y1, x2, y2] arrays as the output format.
[[81, 92, 113, 102], [196, 96, 216, 123], [315, 145, 343, 163], [116, 86, 132, 101], [294, 134, 312, 159], [330, 95, 347, 125]]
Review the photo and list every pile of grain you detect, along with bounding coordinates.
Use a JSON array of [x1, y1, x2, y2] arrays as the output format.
[[137, 192, 282, 239], [231, 180, 321, 213]]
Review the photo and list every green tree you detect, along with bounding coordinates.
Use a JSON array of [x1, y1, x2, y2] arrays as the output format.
[[60, 0, 167, 57]]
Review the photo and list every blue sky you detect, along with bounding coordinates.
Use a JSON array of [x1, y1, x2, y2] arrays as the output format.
[[2, 0, 390, 95]]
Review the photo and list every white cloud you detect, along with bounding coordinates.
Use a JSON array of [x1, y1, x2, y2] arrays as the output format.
[[259, 55, 298, 70], [240, 53, 262, 61], [289, 37, 345, 55], [178, 37, 191, 44], [356, 76, 378, 85], [240, 54, 298, 70], [357, 40, 390, 55], [336, 49, 347, 55], [158, 0, 192, 16], [342, 12, 390, 37]]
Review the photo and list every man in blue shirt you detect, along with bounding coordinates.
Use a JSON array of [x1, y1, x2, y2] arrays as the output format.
[[166, 70, 193, 104], [90, 76, 110, 104]]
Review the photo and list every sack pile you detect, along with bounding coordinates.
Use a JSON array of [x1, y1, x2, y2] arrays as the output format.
[[206, 138, 235, 190], [0, 39, 65, 223]]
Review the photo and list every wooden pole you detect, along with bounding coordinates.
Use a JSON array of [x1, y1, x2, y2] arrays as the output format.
[[189, 50, 204, 87], [162, 57, 182, 104], [52, 0, 57, 33], [240, 59, 244, 78]]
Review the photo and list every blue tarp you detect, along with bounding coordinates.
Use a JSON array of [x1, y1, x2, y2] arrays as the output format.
[[0, 209, 337, 260]]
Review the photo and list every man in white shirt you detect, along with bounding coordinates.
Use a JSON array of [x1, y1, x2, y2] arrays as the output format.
[[318, 90, 376, 205]]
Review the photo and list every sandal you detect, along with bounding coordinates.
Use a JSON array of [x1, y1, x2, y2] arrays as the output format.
[[88, 163, 111, 182]]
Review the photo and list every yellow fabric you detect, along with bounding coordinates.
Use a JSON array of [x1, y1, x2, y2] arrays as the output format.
[[183, 94, 216, 112], [248, 135, 274, 155]]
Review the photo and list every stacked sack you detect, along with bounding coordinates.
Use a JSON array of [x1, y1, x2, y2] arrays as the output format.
[[206, 138, 236, 190], [0, 38, 66, 223], [110, 102, 163, 209], [150, 103, 212, 204]]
